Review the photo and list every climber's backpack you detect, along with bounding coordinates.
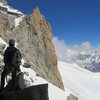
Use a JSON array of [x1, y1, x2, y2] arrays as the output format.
[[4, 47, 21, 66], [11, 47, 21, 66]]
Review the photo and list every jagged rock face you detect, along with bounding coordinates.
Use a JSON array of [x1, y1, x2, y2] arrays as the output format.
[[0, 43, 6, 74], [0, 12, 10, 39], [0, 7, 64, 89], [0, 44, 5, 54]]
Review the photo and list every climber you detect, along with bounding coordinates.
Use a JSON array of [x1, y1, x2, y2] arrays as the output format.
[[0, 39, 22, 91]]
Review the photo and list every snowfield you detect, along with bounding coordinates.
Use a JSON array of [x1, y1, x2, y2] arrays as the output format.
[[58, 61, 100, 100]]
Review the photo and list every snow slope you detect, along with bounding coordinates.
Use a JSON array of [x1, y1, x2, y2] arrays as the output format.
[[58, 61, 100, 100], [20, 65, 69, 100]]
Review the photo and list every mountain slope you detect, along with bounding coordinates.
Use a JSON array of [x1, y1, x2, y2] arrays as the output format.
[[58, 61, 100, 100]]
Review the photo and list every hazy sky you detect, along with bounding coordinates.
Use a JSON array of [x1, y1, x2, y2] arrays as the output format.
[[6, 0, 100, 46]]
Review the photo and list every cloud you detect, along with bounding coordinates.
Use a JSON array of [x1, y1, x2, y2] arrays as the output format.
[[53, 37, 68, 61], [53, 37, 79, 62], [98, 45, 100, 48], [80, 42, 91, 50], [53, 37, 100, 62]]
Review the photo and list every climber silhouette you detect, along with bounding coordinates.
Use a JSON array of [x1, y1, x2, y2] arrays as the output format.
[[0, 39, 22, 92]]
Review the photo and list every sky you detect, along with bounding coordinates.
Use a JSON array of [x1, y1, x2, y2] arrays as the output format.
[[6, 0, 100, 46]]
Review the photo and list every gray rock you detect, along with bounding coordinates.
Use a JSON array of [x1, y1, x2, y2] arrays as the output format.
[[0, 44, 6, 54], [0, 84, 49, 100], [3, 72, 27, 91], [67, 94, 78, 100], [23, 61, 33, 68]]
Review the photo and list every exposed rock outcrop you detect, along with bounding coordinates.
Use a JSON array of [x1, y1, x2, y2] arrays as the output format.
[[0, 72, 49, 100], [3, 72, 27, 91], [0, 4, 64, 89], [0, 12, 10, 39], [0, 43, 6, 74], [0, 84, 49, 100]]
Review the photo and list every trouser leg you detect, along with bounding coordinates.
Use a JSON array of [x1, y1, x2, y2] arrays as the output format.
[[12, 69, 17, 90], [16, 65, 21, 72], [1, 68, 9, 90]]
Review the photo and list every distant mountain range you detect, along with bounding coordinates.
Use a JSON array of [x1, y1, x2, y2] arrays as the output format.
[[74, 51, 100, 72], [53, 37, 100, 72]]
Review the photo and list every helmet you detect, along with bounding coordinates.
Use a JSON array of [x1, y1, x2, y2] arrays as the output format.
[[9, 39, 15, 46]]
